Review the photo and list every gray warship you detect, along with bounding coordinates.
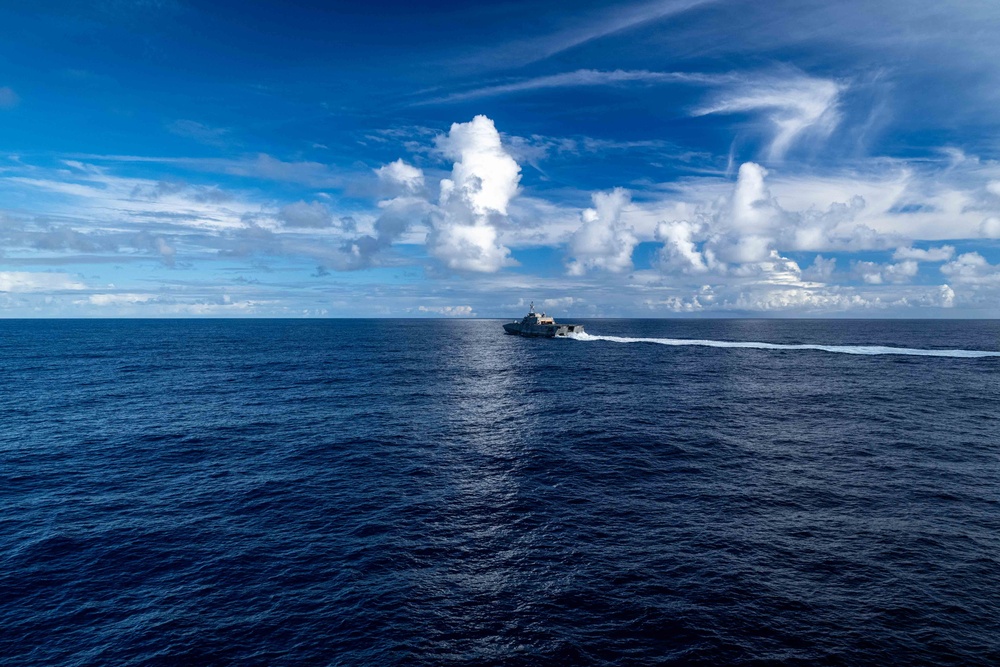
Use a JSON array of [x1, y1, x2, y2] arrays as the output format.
[[503, 302, 585, 338]]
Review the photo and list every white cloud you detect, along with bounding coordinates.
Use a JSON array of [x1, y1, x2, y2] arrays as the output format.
[[566, 187, 638, 275], [0, 271, 85, 292], [536, 296, 582, 310], [852, 259, 919, 284], [84, 293, 156, 306], [893, 245, 955, 262], [474, 0, 719, 70], [646, 161, 892, 283], [417, 305, 475, 316], [7, 116, 1000, 316], [658, 162, 783, 271], [426, 69, 716, 104], [728, 251, 803, 284], [636, 160, 968, 310], [6, 171, 262, 231], [941, 252, 1000, 285], [375, 159, 424, 195], [695, 73, 843, 161], [428, 115, 521, 272], [980, 217, 1000, 238], [716, 161, 779, 262], [938, 284, 957, 308], [435, 116, 520, 216], [640, 281, 957, 314], [801, 255, 837, 282], [655, 219, 713, 274]]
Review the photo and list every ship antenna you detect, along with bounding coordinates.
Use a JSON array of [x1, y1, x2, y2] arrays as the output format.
[[529, 301, 534, 313]]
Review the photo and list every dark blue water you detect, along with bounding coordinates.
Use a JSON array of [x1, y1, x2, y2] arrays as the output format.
[[3, 319, 999, 666]]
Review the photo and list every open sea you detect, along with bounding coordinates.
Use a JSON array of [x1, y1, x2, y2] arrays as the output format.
[[2, 318, 999, 666]]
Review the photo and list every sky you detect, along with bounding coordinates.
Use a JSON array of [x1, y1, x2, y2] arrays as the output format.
[[2, 0, 1000, 317]]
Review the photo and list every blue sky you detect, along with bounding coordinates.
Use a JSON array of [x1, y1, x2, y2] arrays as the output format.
[[2, 0, 1000, 317]]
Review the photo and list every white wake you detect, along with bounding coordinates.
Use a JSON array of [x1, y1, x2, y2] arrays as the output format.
[[566, 332, 1000, 358]]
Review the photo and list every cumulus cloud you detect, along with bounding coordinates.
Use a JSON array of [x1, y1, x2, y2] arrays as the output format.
[[941, 252, 1000, 285], [428, 115, 521, 272], [375, 159, 425, 195], [852, 259, 919, 284], [656, 220, 713, 274], [331, 165, 432, 270], [640, 160, 950, 310], [566, 187, 638, 275], [729, 251, 803, 284], [938, 285, 957, 308], [657, 162, 786, 272], [801, 255, 837, 282], [787, 196, 869, 251], [718, 161, 779, 262], [893, 245, 955, 262], [641, 281, 957, 314], [436, 116, 520, 216], [7, 112, 1000, 316], [371, 196, 429, 244], [648, 161, 905, 288], [695, 73, 843, 161]]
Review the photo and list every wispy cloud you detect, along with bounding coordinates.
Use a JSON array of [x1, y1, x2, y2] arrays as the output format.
[[695, 73, 844, 161], [426, 66, 843, 164], [5, 173, 258, 231], [421, 69, 723, 104], [68, 153, 345, 189], [168, 120, 232, 147], [0, 271, 85, 292], [474, 0, 720, 69]]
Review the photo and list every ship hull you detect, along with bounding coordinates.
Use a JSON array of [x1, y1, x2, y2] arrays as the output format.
[[503, 322, 584, 338]]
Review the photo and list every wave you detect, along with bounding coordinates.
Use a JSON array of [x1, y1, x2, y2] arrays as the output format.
[[566, 332, 1000, 358]]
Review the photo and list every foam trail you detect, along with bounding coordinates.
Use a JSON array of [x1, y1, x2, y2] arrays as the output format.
[[567, 332, 1000, 358]]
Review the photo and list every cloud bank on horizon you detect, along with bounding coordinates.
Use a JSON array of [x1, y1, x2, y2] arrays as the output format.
[[2, 0, 1000, 317]]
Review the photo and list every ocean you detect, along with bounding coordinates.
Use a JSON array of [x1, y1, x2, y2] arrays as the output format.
[[2, 318, 999, 665]]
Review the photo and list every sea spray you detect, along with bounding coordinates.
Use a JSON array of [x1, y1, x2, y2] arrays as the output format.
[[567, 331, 1000, 358]]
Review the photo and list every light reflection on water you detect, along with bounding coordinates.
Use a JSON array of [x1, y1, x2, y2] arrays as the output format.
[[2, 318, 999, 666]]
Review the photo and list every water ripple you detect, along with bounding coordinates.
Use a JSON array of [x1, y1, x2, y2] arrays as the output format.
[[1, 319, 999, 665]]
